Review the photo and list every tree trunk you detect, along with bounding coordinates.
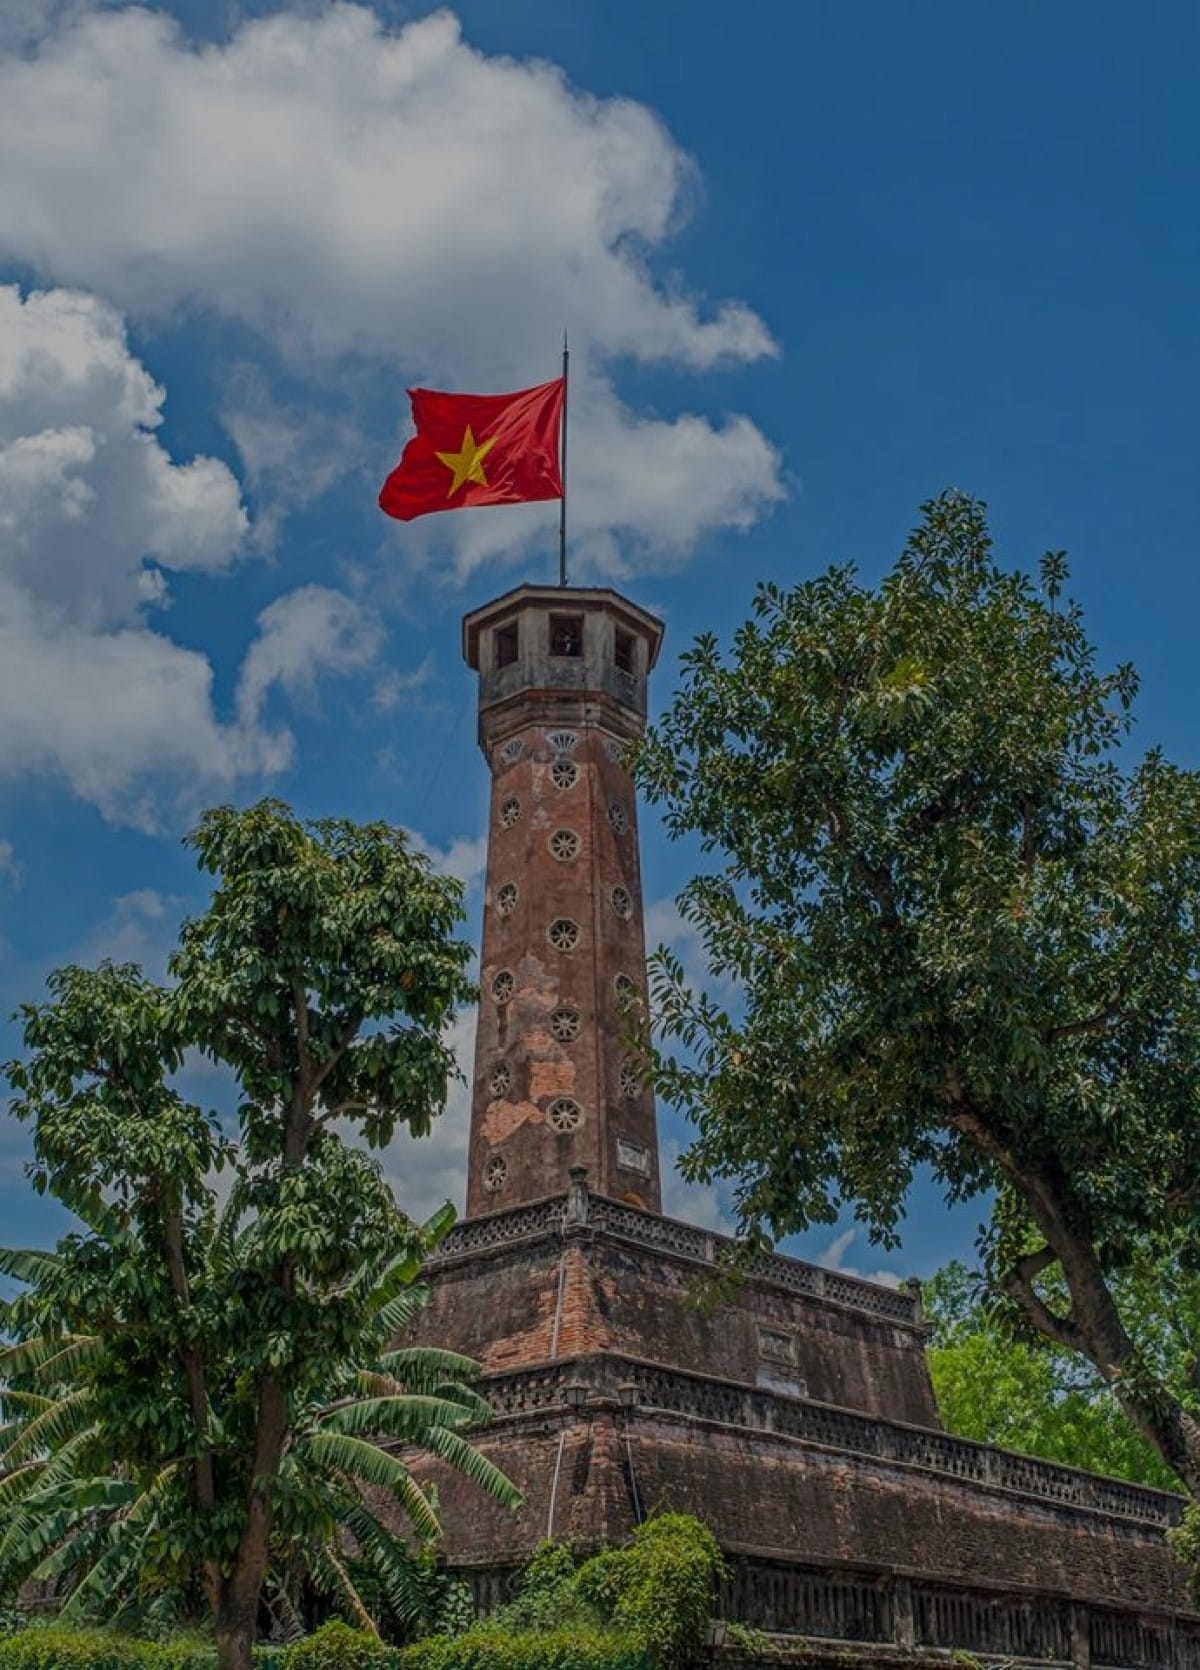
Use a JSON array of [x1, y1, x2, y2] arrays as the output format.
[[214, 1375, 290, 1670], [950, 1082, 1200, 1498]]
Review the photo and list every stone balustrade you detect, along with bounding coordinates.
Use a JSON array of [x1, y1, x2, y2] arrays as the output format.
[[432, 1184, 921, 1327], [479, 1352, 1184, 1530]]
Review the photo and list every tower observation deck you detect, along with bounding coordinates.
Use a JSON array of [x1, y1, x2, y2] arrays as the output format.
[[462, 584, 665, 1217]]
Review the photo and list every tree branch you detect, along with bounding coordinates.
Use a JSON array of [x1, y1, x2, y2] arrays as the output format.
[[310, 1010, 365, 1094], [1000, 1244, 1086, 1354], [1047, 995, 1132, 1045]]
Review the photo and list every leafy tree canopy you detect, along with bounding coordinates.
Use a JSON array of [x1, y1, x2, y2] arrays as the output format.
[[923, 1261, 1180, 1491], [637, 492, 1200, 1494], [1, 802, 506, 1670]]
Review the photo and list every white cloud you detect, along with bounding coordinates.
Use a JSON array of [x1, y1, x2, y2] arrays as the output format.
[[815, 1226, 903, 1289], [65, 887, 183, 979], [237, 584, 385, 726], [0, 285, 246, 626], [0, 284, 402, 824], [382, 1004, 475, 1220], [0, 839, 20, 886], [660, 1140, 734, 1234], [220, 362, 365, 550], [408, 831, 489, 895], [0, 6, 785, 572]]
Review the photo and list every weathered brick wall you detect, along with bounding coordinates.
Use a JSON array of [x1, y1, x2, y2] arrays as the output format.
[[399, 1403, 1191, 1614], [411, 1223, 938, 1425]]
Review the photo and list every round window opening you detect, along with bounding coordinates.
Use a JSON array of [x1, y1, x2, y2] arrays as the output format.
[[548, 918, 580, 952], [483, 1155, 508, 1193], [546, 1097, 583, 1133], [489, 1062, 512, 1097], [499, 797, 522, 829], [551, 758, 578, 791], [550, 1006, 581, 1042], [611, 885, 633, 921], [492, 970, 515, 1004], [614, 973, 638, 1004], [608, 802, 629, 835], [549, 829, 581, 862], [496, 882, 518, 916], [620, 1059, 641, 1099]]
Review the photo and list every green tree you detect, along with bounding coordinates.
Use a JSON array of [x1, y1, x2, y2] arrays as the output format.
[[0, 1210, 516, 1639], [2, 801, 511, 1670], [923, 1262, 1178, 1490], [637, 492, 1200, 1496]]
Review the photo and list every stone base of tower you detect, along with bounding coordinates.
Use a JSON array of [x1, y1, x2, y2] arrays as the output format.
[[394, 1177, 1200, 1664]]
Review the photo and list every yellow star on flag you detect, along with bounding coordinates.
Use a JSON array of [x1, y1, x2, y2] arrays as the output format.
[[436, 425, 498, 498]]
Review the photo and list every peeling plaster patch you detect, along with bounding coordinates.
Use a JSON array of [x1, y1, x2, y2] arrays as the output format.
[[482, 1097, 542, 1143], [529, 1058, 578, 1100]]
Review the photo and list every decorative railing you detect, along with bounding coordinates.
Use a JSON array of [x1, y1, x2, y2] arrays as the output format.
[[480, 1354, 1184, 1530], [432, 1183, 921, 1327], [456, 1556, 1200, 1666]]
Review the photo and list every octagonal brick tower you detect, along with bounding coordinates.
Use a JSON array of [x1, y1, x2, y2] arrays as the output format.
[[462, 584, 665, 1218]]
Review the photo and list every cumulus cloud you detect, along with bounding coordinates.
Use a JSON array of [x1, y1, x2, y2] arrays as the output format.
[[0, 285, 246, 626], [0, 285, 399, 825], [816, 1226, 903, 1289], [382, 1005, 475, 1220], [237, 584, 385, 726], [0, 6, 784, 572], [408, 831, 489, 894]]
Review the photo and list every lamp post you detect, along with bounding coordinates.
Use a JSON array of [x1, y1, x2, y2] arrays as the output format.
[[547, 1378, 593, 1539], [616, 1381, 643, 1525]]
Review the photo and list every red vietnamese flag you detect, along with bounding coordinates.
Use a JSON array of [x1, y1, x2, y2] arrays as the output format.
[[378, 377, 564, 522]]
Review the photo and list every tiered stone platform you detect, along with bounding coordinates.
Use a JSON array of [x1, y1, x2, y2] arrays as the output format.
[[402, 1175, 1199, 1667]]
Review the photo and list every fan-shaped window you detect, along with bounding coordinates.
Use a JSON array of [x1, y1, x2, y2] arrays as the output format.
[[546, 730, 579, 754], [499, 737, 523, 765], [550, 1007, 581, 1042], [549, 829, 580, 862], [546, 1097, 583, 1133]]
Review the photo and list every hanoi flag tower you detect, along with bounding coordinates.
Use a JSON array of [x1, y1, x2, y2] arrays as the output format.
[[397, 575, 1197, 1659], [461, 585, 664, 1217]]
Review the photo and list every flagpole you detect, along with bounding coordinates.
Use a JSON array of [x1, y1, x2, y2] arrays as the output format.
[[559, 332, 569, 587]]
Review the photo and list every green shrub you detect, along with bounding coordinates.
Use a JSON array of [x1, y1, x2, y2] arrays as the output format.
[[576, 1515, 724, 1670], [280, 1622, 392, 1670], [0, 1630, 213, 1670], [399, 1626, 645, 1670]]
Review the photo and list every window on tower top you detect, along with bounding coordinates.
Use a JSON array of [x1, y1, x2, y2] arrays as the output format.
[[549, 614, 583, 657], [494, 621, 519, 668], [614, 628, 636, 675]]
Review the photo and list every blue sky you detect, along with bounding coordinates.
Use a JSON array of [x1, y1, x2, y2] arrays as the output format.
[[1, 0, 1197, 1284]]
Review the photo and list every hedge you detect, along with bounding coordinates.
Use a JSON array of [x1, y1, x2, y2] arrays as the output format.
[[0, 1632, 213, 1670], [0, 1625, 649, 1670], [398, 1627, 648, 1670]]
